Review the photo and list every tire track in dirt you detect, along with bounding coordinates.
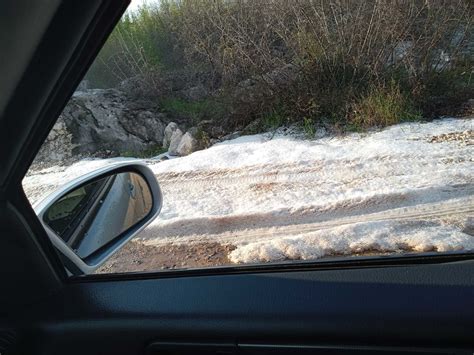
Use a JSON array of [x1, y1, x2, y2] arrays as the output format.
[[139, 195, 474, 246], [154, 153, 473, 187], [143, 147, 474, 247]]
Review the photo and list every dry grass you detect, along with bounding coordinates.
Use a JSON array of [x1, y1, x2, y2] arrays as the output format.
[[86, 0, 473, 130]]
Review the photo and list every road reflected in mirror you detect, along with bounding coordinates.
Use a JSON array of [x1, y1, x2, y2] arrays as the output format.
[[43, 172, 152, 259]]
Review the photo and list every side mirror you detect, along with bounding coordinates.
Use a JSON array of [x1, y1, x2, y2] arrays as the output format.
[[34, 162, 162, 275]]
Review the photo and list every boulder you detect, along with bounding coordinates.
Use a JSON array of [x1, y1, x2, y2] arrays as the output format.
[[163, 122, 179, 148], [167, 128, 184, 156], [176, 131, 199, 156]]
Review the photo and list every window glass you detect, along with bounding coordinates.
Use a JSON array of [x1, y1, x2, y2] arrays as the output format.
[[23, 0, 473, 274]]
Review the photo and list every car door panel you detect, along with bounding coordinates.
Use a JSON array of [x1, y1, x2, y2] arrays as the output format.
[[14, 260, 474, 354]]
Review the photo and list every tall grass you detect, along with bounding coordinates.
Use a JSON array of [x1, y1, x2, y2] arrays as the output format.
[[160, 97, 227, 124], [352, 81, 422, 128]]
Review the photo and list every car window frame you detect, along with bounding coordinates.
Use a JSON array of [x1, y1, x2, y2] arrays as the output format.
[[7, 0, 474, 284]]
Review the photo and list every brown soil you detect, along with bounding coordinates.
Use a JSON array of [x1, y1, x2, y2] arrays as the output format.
[[96, 240, 404, 274], [96, 241, 236, 274]]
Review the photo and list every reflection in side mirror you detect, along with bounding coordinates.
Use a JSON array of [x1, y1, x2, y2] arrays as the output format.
[[43, 172, 153, 259]]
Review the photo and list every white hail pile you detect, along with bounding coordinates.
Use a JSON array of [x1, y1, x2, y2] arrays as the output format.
[[23, 118, 474, 263]]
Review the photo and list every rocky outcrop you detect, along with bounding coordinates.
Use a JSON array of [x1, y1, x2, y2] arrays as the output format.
[[38, 120, 74, 162], [166, 125, 207, 156], [34, 83, 246, 164], [35, 89, 168, 163]]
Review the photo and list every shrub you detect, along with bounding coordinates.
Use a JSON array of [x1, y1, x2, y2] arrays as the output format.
[[302, 117, 316, 138], [262, 109, 288, 131], [416, 58, 474, 117], [160, 97, 227, 125], [352, 82, 422, 129], [85, 0, 473, 131]]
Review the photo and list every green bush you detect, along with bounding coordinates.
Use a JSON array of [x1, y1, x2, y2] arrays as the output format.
[[302, 117, 316, 137], [352, 82, 422, 129], [160, 97, 227, 124]]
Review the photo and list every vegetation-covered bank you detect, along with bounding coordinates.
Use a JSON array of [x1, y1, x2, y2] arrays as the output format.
[[85, 0, 473, 134]]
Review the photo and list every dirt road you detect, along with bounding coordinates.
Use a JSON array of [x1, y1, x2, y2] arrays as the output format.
[[22, 118, 473, 272]]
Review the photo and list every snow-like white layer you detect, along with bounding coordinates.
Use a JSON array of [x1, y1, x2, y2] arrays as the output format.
[[151, 118, 472, 174], [228, 220, 474, 264], [23, 118, 474, 263], [146, 118, 472, 224]]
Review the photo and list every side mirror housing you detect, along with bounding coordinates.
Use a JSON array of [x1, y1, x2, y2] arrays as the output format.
[[34, 162, 162, 275]]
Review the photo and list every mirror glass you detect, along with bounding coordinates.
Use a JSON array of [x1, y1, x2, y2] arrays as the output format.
[[43, 172, 152, 259]]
